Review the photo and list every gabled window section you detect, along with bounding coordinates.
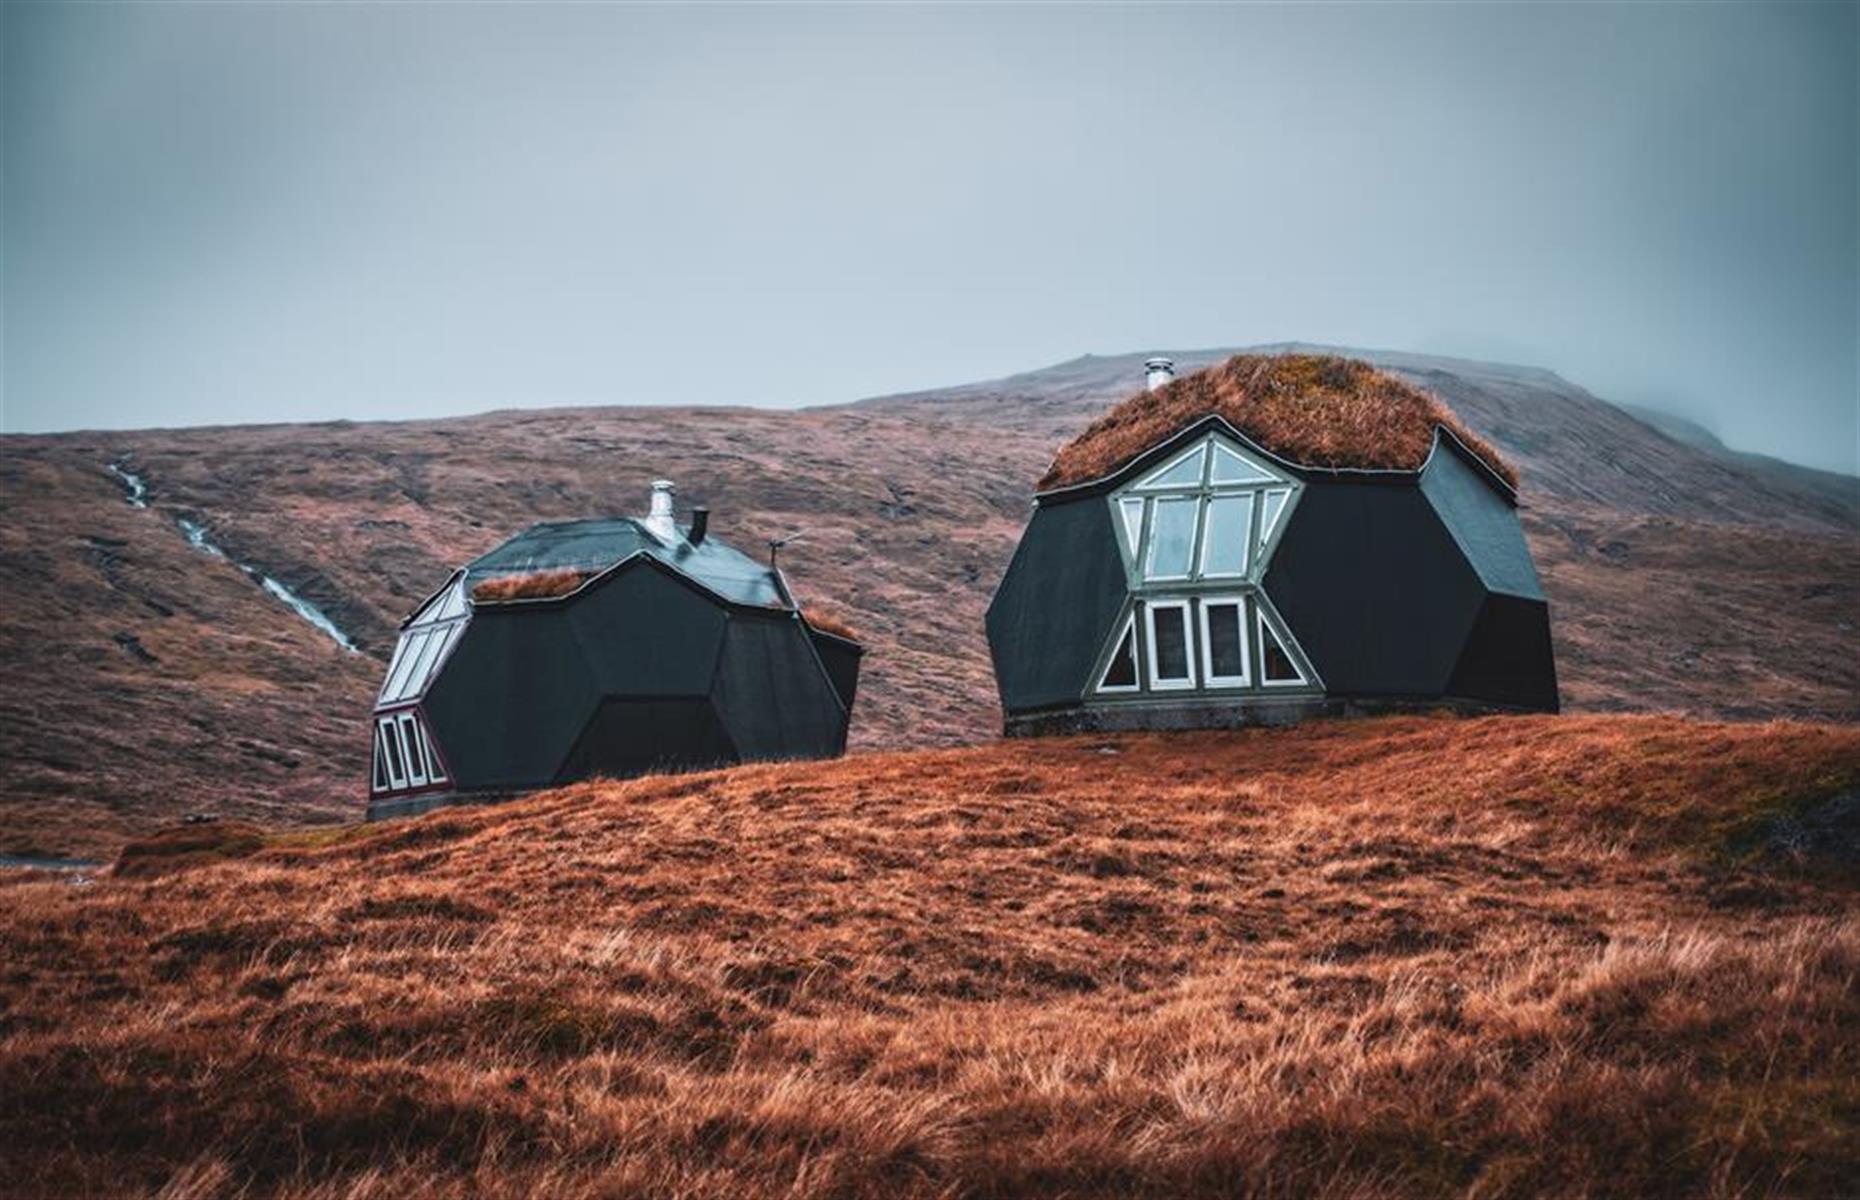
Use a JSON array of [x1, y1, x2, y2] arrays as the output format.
[[377, 574, 472, 707], [1110, 433, 1298, 585], [1092, 434, 1322, 704], [371, 709, 449, 795]]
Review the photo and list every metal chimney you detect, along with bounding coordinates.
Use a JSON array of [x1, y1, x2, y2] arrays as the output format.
[[1145, 357, 1176, 392], [689, 506, 710, 546], [644, 479, 678, 543]]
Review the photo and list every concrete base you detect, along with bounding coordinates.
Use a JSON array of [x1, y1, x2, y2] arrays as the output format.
[[1004, 694, 1537, 738], [365, 788, 527, 822]]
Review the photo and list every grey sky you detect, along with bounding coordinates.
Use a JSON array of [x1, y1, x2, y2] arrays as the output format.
[[4, 3, 1855, 472]]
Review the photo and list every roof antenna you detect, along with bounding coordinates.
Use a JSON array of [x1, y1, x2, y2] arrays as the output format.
[[767, 531, 805, 570]]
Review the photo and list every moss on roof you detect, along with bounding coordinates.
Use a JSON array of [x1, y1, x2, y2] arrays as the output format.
[[471, 568, 593, 603], [1038, 354, 1519, 492]]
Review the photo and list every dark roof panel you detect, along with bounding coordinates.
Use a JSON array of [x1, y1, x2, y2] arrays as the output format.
[[1420, 447, 1545, 600], [465, 517, 787, 609]]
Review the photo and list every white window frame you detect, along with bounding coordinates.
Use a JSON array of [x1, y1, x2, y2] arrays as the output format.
[[415, 719, 448, 783], [1256, 606, 1309, 687], [1209, 440, 1279, 486], [1117, 497, 1146, 564], [1096, 612, 1141, 694], [1198, 595, 1252, 688], [1198, 493, 1255, 580], [397, 713, 428, 787], [1258, 487, 1293, 554], [371, 728, 390, 793], [377, 716, 410, 790], [1133, 443, 1208, 491], [1144, 600, 1197, 690], [1144, 496, 1200, 582]]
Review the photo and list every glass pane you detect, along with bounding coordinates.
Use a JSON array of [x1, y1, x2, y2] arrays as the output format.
[[1260, 618, 1303, 683], [418, 721, 447, 782], [1201, 495, 1254, 577], [399, 716, 427, 785], [407, 626, 449, 695], [381, 719, 406, 785], [1152, 607, 1191, 680], [1259, 489, 1291, 549], [1136, 445, 1205, 490], [381, 631, 427, 702], [1205, 602, 1247, 680], [434, 580, 467, 622], [378, 634, 412, 702], [372, 731, 389, 791], [1118, 498, 1145, 556], [1211, 443, 1276, 485], [1146, 498, 1198, 579], [1101, 622, 1138, 689]]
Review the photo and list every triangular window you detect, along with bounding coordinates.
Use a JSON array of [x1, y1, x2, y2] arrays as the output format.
[[371, 727, 390, 793], [1097, 615, 1140, 692], [1257, 610, 1307, 686], [1210, 442, 1278, 485], [1118, 497, 1145, 560], [1258, 488, 1292, 553], [1134, 445, 1206, 491]]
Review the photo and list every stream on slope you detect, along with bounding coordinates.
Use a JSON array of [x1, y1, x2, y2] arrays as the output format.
[[106, 459, 361, 654]]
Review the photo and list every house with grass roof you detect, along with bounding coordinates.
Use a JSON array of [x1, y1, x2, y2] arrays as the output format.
[[368, 481, 861, 819], [986, 353, 1557, 734]]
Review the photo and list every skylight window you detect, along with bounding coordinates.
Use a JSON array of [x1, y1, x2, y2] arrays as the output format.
[[378, 575, 473, 707], [1134, 445, 1206, 490], [1210, 443, 1277, 485]]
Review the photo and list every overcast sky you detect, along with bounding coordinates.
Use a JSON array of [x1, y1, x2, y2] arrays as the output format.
[[4, 2, 1855, 472]]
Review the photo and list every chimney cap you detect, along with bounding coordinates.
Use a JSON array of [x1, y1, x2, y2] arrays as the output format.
[[1145, 357, 1175, 369], [643, 478, 678, 543]]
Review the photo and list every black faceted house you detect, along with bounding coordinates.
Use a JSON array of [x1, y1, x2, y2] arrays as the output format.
[[368, 482, 861, 819], [986, 354, 1557, 734]]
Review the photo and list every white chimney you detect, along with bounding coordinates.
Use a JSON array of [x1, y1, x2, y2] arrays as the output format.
[[643, 479, 678, 543], [1145, 357, 1176, 392]]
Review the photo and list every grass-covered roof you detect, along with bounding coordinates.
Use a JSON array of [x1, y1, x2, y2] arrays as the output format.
[[1038, 353, 1518, 492]]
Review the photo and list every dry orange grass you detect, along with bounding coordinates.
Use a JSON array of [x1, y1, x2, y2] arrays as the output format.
[[2, 714, 1857, 1199], [802, 607, 860, 642], [1039, 353, 1519, 491], [469, 568, 592, 603]]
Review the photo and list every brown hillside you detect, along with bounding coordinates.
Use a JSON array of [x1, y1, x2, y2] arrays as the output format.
[[3, 346, 1857, 856], [2, 715, 1857, 1198], [1035, 353, 1517, 491]]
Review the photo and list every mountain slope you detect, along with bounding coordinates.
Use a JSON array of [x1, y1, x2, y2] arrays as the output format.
[[3, 716, 1858, 1198], [2, 347, 1855, 854]]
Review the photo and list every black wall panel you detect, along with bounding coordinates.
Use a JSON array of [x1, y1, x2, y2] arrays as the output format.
[[1263, 483, 1486, 697], [1445, 594, 1561, 711], [986, 497, 1130, 713]]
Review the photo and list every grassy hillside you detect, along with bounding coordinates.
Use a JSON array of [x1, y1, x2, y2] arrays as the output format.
[[3, 714, 1858, 1198], [3, 346, 1856, 857]]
